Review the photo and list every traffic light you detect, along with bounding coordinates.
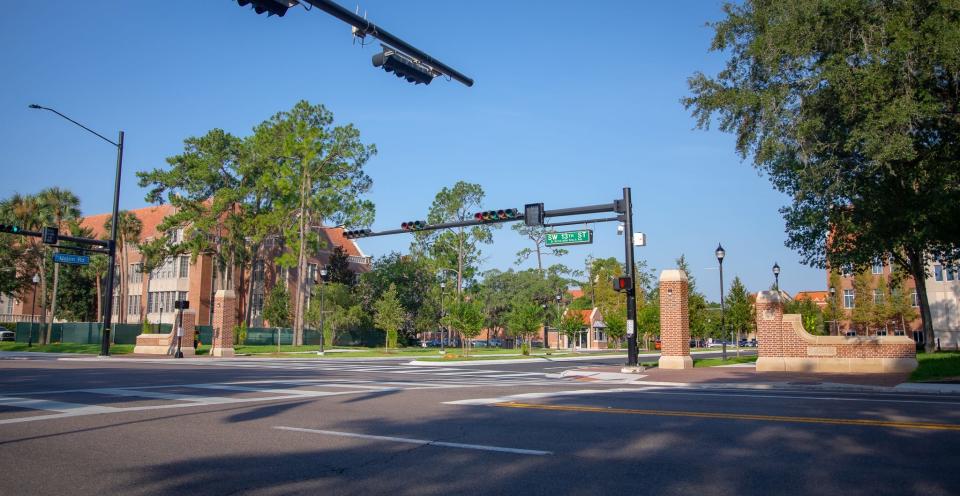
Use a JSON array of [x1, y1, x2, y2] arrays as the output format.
[[473, 208, 519, 222], [372, 47, 437, 85], [236, 0, 298, 17], [42, 226, 58, 245], [0, 224, 21, 234], [400, 220, 426, 231], [343, 228, 373, 239], [613, 276, 632, 293]]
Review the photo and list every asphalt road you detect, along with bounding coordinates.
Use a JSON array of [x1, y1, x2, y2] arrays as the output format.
[[0, 353, 957, 496]]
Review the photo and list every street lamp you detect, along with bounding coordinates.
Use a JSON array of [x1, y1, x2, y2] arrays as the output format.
[[829, 286, 837, 335], [158, 303, 165, 335], [541, 302, 548, 350], [30, 274, 39, 347], [716, 243, 727, 360], [439, 281, 446, 352], [29, 104, 124, 357], [773, 262, 781, 293], [317, 266, 328, 355], [555, 292, 562, 350]]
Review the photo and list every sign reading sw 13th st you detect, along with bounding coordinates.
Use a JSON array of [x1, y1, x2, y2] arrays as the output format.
[[545, 229, 593, 247]]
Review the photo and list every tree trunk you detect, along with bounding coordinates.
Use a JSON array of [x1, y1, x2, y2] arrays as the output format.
[[141, 272, 152, 325], [907, 248, 935, 353]]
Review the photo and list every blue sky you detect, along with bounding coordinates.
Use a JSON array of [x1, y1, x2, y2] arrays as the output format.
[[0, 0, 824, 301]]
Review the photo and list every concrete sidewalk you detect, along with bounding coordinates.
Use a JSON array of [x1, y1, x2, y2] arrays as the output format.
[[561, 364, 960, 395]]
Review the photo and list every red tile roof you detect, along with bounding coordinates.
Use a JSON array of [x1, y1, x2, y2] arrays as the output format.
[[567, 288, 584, 299], [795, 291, 828, 303]]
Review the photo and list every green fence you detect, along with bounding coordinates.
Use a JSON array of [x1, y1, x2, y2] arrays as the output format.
[[13, 322, 167, 345]]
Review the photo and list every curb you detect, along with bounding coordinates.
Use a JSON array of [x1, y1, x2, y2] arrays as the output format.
[[407, 354, 628, 367]]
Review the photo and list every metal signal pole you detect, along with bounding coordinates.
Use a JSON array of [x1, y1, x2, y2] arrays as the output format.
[[621, 187, 639, 367]]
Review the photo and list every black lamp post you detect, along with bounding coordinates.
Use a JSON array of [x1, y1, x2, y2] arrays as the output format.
[[29, 104, 123, 357], [716, 244, 727, 360], [439, 281, 446, 352], [541, 302, 548, 350], [555, 292, 562, 350], [829, 286, 837, 335], [773, 262, 781, 293], [29, 274, 39, 347], [318, 266, 328, 355]]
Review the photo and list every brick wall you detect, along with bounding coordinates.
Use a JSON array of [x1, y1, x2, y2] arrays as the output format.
[[756, 291, 916, 373], [659, 269, 692, 369]]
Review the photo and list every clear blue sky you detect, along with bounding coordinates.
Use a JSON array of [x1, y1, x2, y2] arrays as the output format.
[[0, 0, 825, 301]]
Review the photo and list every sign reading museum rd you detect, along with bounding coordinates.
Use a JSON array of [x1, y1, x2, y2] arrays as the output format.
[[52, 253, 90, 266], [545, 229, 593, 247]]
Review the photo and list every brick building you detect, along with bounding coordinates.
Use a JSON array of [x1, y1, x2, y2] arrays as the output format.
[[8, 204, 371, 327]]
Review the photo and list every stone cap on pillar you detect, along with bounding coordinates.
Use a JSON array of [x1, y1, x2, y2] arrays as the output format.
[[659, 269, 688, 283], [215, 290, 236, 298], [756, 291, 781, 304]]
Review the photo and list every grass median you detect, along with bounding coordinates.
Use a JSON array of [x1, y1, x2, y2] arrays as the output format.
[[0, 342, 134, 354], [693, 355, 758, 368], [910, 352, 960, 382]]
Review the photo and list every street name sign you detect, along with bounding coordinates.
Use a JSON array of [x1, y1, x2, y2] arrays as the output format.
[[53, 253, 90, 266], [545, 229, 593, 247]]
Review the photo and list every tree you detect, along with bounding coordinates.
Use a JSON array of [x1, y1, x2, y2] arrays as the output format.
[[785, 297, 825, 336], [446, 298, 484, 355], [327, 246, 355, 286], [823, 272, 845, 334], [356, 253, 434, 344], [512, 224, 568, 273], [2, 193, 49, 341], [263, 282, 291, 329], [604, 311, 626, 349], [415, 181, 497, 294], [851, 272, 876, 335], [506, 302, 543, 350], [104, 211, 142, 324], [55, 221, 98, 322], [725, 276, 755, 345], [685, 0, 960, 352], [305, 282, 360, 346], [39, 187, 80, 340], [558, 311, 584, 349], [888, 271, 919, 334], [374, 284, 405, 351]]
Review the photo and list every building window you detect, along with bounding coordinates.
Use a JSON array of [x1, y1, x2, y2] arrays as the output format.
[[843, 289, 854, 309], [911, 291, 919, 307], [308, 263, 317, 282], [177, 256, 188, 278], [841, 265, 853, 277], [252, 293, 264, 316], [593, 329, 605, 341], [948, 267, 956, 282], [934, 265, 943, 281], [873, 289, 882, 305], [129, 263, 142, 283], [872, 262, 883, 275]]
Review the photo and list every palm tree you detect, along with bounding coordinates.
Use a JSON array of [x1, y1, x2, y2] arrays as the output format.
[[104, 211, 142, 324], [39, 187, 81, 343], [83, 253, 109, 323], [3, 194, 48, 342]]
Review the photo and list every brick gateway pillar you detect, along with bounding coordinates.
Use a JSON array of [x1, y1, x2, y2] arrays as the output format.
[[658, 269, 693, 369], [211, 290, 236, 358]]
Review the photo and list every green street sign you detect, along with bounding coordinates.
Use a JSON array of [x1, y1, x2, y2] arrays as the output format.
[[545, 229, 593, 247]]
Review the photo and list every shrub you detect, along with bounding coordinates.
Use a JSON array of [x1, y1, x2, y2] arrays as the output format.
[[141, 319, 152, 334], [234, 322, 248, 345], [521, 342, 530, 356]]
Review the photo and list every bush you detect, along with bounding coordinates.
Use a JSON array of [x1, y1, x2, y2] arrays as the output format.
[[521, 342, 530, 356], [141, 319, 152, 334], [235, 322, 248, 345]]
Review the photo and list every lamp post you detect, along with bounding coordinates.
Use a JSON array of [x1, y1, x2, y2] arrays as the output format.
[[829, 286, 837, 335], [773, 262, 781, 293], [29, 274, 39, 347], [158, 303, 164, 335], [716, 244, 727, 360], [541, 302, 548, 350], [555, 292, 562, 350], [439, 281, 446, 353], [29, 104, 123, 357], [317, 267, 328, 355]]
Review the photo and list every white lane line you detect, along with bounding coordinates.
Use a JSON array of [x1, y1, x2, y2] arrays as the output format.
[[188, 384, 398, 397], [444, 387, 960, 407], [273, 426, 552, 456], [0, 396, 121, 414], [86, 388, 239, 403]]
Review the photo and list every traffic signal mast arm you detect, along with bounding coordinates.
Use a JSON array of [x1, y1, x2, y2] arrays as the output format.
[[0, 226, 111, 254]]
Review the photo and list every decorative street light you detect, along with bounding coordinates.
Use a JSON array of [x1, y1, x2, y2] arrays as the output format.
[[30, 274, 39, 347], [439, 280, 446, 352], [716, 243, 727, 360], [555, 292, 562, 350], [159, 303, 165, 335], [541, 302, 549, 350], [773, 262, 781, 293], [29, 104, 124, 357], [829, 286, 837, 335], [317, 266, 328, 355]]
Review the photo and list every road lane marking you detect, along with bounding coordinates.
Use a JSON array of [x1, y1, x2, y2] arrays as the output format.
[[493, 402, 960, 431], [273, 426, 552, 455], [0, 396, 120, 414]]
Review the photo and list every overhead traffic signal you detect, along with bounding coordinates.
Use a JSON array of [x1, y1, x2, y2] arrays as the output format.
[[42, 226, 58, 245], [343, 228, 373, 239], [0, 224, 22, 234], [236, 0, 298, 17], [372, 46, 437, 85], [612, 276, 632, 293], [400, 220, 426, 231], [473, 209, 519, 222]]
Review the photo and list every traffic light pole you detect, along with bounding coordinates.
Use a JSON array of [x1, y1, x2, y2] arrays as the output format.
[[621, 187, 639, 367], [100, 131, 124, 357]]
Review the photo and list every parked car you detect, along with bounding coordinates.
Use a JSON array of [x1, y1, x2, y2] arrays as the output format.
[[0, 329, 14, 342], [470, 340, 488, 348], [424, 339, 442, 347], [487, 339, 503, 348]]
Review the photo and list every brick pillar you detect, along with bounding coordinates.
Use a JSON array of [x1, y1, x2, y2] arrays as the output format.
[[173, 309, 196, 357], [755, 290, 786, 371], [658, 269, 692, 369], [211, 290, 236, 358]]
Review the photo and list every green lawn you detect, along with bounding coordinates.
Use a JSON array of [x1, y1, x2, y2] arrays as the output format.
[[0, 342, 134, 354], [693, 355, 758, 368], [910, 352, 960, 382]]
